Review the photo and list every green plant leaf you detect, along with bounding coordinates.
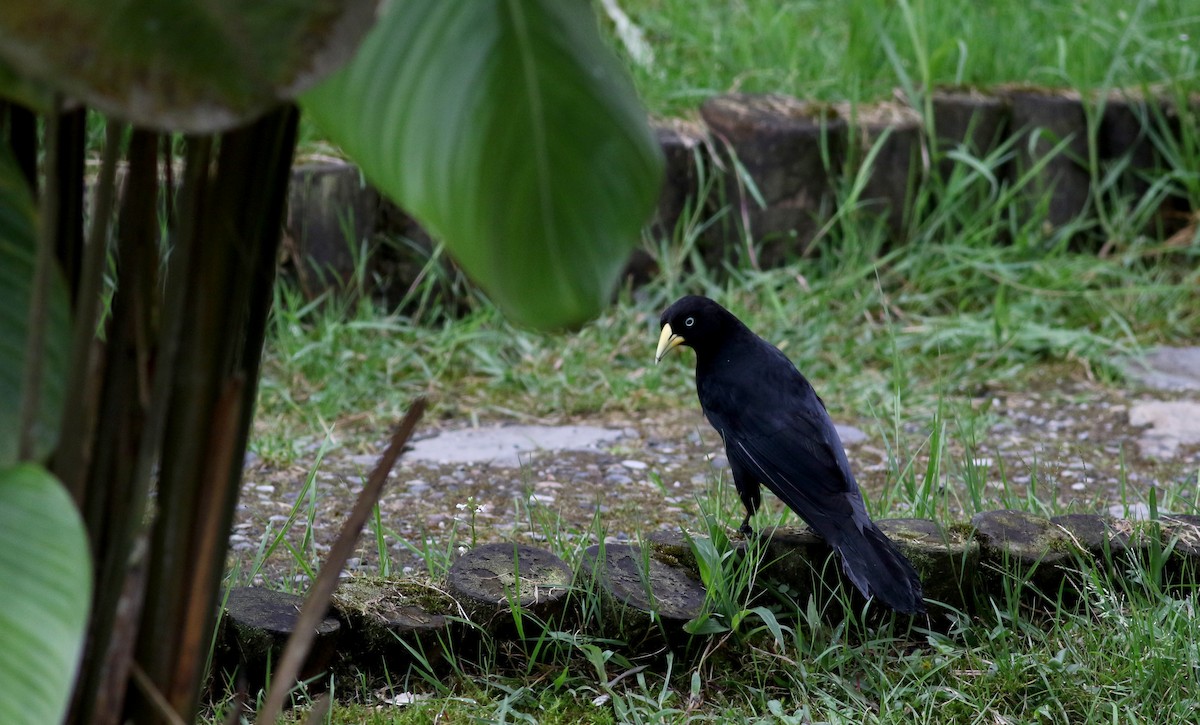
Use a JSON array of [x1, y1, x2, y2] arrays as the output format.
[[0, 464, 91, 725], [0, 56, 53, 112], [683, 612, 728, 636], [0, 0, 374, 132], [0, 144, 68, 466], [302, 0, 664, 329]]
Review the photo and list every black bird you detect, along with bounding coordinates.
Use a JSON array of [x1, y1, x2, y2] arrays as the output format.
[[655, 295, 925, 614]]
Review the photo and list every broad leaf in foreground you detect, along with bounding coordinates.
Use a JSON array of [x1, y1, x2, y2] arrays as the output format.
[[0, 144, 68, 466], [0, 464, 91, 725], [303, 0, 664, 329], [0, 0, 374, 132]]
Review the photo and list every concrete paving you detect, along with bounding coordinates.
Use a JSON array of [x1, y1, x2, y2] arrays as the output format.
[[1122, 346, 1200, 391], [405, 424, 628, 467]]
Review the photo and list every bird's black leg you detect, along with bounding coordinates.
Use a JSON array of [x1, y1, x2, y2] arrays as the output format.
[[730, 458, 761, 538]]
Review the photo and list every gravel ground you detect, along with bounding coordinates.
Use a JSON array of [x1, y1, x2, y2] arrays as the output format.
[[231, 376, 1200, 589]]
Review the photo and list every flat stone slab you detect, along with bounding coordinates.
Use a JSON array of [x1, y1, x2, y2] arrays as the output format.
[[218, 587, 341, 694], [405, 425, 625, 466], [877, 518, 978, 613], [331, 577, 455, 675], [582, 543, 705, 621], [835, 424, 867, 445], [581, 543, 706, 647], [1121, 346, 1200, 391], [1050, 513, 1134, 560], [446, 542, 573, 635], [1128, 401, 1200, 459], [970, 510, 1075, 596]]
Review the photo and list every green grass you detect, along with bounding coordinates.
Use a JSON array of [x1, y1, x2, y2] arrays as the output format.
[[254, 141, 1199, 465], [222, 462, 1200, 723], [606, 0, 1200, 116]]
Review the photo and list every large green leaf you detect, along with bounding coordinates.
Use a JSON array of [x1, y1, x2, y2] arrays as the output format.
[[0, 0, 374, 132], [0, 464, 91, 725], [0, 144, 68, 466], [302, 0, 664, 329], [0, 56, 52, 112]]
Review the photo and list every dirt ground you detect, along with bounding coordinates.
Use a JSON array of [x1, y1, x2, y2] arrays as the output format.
[[230, 372, 1200, 589]]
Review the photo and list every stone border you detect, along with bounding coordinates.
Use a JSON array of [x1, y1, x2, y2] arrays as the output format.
[[284, 87, 1198, 299], [216, 508, 1200, 693]]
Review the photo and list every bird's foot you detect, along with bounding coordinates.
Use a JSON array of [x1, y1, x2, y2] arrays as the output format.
[[738, 521, 756, 538]]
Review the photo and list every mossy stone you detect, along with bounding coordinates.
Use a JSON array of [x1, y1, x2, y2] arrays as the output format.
[[446, 542, 574, 638], [971, 509, 1078, 599], [644, 529, 700, 576], [757, 525, 851, 613], [1050, 514, 1134, 562], [644, 529, 747, 579], [330, 577, 455, 679], [877, 518, 979, 614]]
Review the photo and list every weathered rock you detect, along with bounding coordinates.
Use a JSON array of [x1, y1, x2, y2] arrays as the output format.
[[284, 161, 379, 295], [644, 529, 747, 579], [581, 543, 706, 648], [1128, 400, 1200, 459], [759, 526, 846, 612], [835, 423, 868, 446], [446, 542, 573, 638], [970, 509, 1077, 599], [835, 101, 925, 240], [699, 93, 846, 267], [1004, 87, 1091, 228], [650, 119, 709, 242], [1159, 514, 1200, 586], [1121, 346, 1200, 392], [1097, 91, 1165, 201], [331, 577, 456, 678], [877, 518, 978, 613], [1050, 514, 1135, 563], [404, 424, 625, 467], [929, 88, 1010, 180], [217, 587, 341, 696], [644, 529, 699, 576], [370, 197, 484, 315]]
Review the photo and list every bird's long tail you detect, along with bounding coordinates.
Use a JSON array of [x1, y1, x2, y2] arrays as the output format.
[[835, 522, 926, 614]]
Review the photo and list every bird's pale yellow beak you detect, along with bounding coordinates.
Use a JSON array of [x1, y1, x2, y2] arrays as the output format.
[[655, 323, 685, 364]]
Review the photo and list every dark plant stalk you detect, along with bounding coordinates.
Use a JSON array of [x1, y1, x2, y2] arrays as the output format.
[[17, 104, 59, 461], [55, 118, 124, 504], [6, 102, 37, 194], [55, 107, 86, 300], [75, 133, 215, 725], [67, 128, 162, 725], [129, 104, 299, 724], [258, 397, 428, 724]]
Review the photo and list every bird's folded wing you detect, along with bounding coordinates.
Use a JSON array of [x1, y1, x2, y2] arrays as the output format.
[[724, 409, 860, 529]]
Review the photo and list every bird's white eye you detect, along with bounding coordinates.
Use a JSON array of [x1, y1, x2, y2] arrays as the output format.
[[684, 317, 695, 327]]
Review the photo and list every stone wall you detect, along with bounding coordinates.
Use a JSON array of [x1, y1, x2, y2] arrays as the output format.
[[285, 87, 1198, 300]]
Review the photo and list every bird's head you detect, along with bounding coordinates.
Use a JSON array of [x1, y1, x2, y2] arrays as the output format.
[[654, 295, 737, 363]]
